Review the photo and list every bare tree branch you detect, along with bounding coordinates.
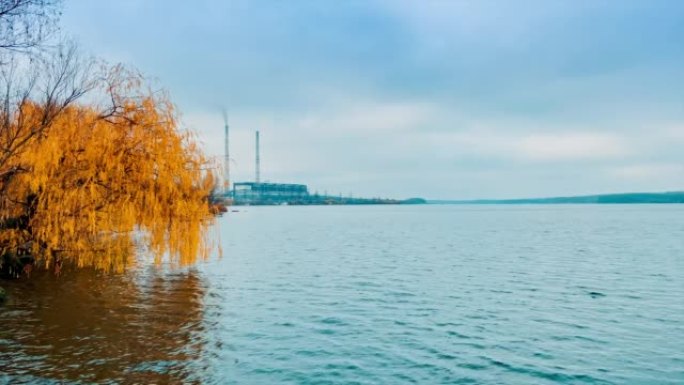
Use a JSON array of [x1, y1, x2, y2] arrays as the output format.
[[0, 42, 95, 180], [0, 0, 61, 52]]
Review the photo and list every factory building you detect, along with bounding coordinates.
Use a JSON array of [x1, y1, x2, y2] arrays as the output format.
[[223, 128, 310, 205], [233, 182, 309, 205], [220, 118, 409, 206]]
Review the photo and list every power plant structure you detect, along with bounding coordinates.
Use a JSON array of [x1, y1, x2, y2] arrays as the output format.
[[225, 126, 311, 205], [255, 130, 260, 184], [222, 110, 231, 195], [221, 118, 422, 206], [232, 182, 310, 205]]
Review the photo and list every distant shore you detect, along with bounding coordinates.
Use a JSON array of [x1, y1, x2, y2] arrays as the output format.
[[429, 191, 684, 205]]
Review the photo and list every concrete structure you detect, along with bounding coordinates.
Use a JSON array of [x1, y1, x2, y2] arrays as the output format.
[[255, 130, 261, 184], [222, 129, 418, 206], [233, 182, 309, 205], [223, 110, 231, 194]]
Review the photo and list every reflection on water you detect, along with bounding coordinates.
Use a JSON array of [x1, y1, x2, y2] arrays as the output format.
[[1, 205, 683, 384], [0, 265, 206, 384]]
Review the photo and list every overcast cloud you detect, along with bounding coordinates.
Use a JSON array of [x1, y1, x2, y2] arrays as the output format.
[[62, 0, 684, 199]]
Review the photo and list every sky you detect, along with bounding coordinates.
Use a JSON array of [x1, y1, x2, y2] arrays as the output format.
[[61, 0, 684, 199]]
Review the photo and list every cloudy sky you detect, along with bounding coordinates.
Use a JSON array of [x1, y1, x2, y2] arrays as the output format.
[[62, 0, 684, 199]]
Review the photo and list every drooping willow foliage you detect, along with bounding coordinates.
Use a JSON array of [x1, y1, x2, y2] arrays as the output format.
[[0, 66, 216, 272], [0, 0, 217, 274]]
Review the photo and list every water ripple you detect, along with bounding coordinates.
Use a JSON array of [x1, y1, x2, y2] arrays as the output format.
[[0, 205, 683, 384]]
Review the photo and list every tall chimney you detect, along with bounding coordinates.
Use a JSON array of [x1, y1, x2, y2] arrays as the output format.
[[223, 111, 230, 194], [255, 130, 261, 184]]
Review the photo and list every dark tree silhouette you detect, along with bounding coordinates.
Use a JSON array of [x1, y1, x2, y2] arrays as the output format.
[[0, 0, 61, 51]]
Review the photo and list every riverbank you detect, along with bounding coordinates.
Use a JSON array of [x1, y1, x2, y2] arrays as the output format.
[[430, 191, 684, 204]]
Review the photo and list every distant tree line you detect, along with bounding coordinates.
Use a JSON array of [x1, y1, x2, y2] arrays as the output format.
[[431, 192, 684, 205]]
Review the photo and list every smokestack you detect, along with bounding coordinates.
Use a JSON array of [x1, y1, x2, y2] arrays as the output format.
[[255, 130, 261, 184], [223, 111, 230, 194]]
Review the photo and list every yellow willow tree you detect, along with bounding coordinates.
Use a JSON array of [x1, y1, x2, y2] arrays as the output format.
[[0, 65, 216, 273]]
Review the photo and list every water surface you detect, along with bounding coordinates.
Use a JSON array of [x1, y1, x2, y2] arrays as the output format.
[[1, 205, 683, 384]]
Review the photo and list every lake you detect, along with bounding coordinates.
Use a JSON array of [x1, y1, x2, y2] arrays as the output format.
[[1, 205, 683, 384]]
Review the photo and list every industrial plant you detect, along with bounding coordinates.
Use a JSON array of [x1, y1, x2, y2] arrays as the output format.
[[218, 115, 423, 206]]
